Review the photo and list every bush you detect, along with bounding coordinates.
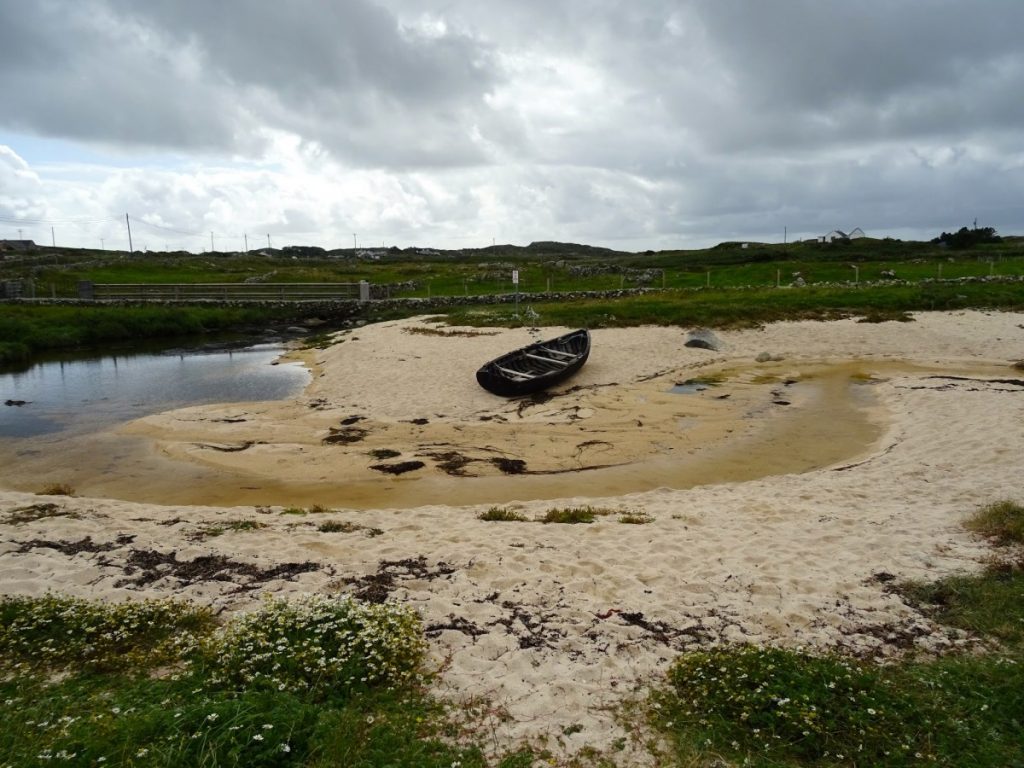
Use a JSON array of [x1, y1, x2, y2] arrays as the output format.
[[478, 506, 527, 522], [538, 506, 613, 524], [203, 595, 426, 700]]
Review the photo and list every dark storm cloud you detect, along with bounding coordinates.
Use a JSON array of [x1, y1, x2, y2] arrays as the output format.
[[0, 0, 501, 165], [685, 0, 1024, 151], [0, 1, 238, 150]]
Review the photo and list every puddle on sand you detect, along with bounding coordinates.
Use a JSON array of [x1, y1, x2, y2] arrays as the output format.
[[0, 359, 1006, 510]]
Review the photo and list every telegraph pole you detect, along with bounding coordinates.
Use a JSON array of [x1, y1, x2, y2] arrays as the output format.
[[210, 231, 215, 252], [267, 233, 271, 250], [51, 226, 55, 247], [125, 213, 134, 254], [244, 233, 248, 253], [352, 233, 357, 250]]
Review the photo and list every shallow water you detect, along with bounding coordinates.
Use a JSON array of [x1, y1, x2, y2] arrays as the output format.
[[0, 344, 309, 439]]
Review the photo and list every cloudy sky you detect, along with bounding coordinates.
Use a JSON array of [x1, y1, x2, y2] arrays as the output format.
[[1, 0, 1022, 253]]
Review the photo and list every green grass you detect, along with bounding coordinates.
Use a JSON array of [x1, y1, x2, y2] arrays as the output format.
[[650, 502, 1024, 767], [617, 512, 652, 525], [478, 506, 528, 522], [0, 594, 514, 767], [963, 499, 1024, 545], [444, 281, 1024, 330], [538, 506, 615, 524]]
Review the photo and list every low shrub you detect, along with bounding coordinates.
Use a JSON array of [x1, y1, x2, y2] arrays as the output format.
[[964, 499, 1024, 544], [538, 506, 613, 524], [478, 506, 527, 522], [37, 482, 75, 496], [203, 595, 426, 701]]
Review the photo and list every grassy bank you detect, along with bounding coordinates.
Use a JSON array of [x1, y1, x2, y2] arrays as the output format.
[[0, 304, 318, 366], [445, 280, 1024, 329], [0, 594, 530, 767]]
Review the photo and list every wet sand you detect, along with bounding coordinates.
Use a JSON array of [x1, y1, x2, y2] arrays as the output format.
[[3, 357, 892, 508]]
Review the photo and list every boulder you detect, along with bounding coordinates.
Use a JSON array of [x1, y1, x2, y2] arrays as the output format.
[[684, 328, 722, 351]]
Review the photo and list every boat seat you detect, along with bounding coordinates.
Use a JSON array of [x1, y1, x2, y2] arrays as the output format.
[[494, 364, 535, 381], [524, 352, 568, 367], [536, 345, 576, 359]]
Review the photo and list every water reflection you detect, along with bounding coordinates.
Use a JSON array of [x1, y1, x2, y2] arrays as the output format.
[[0, 344, 309, 438]]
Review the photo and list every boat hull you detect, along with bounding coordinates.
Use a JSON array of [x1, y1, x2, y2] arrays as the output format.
[[476, 329, 591, 397]]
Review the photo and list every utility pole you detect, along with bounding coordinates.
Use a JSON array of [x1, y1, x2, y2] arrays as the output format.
[[267, 233, 271, 250], [244, 233, 248, 253], [51, 226, 55, 247], [210, 232, 215, 252], [17, 228, 23, 240], [784, 226, 787, 245], [352, 233, 357, 250], [100, 238, 105, 250], [125, 213, 134, 254]]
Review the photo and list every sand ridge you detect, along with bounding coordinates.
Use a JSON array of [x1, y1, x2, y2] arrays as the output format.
[[1, 310, 1023, 762]]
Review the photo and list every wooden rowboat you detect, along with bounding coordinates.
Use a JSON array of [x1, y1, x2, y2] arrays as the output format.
[[475, 329, 591, 397]]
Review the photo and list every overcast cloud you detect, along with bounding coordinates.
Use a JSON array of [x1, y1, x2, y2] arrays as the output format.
[[1, 0, 1022, 251]]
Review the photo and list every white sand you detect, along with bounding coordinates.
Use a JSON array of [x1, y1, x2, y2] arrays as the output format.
[[2, 310, 1022, 763]]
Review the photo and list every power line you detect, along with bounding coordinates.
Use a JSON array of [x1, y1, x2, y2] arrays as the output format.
[[0, 214, 118, 225]]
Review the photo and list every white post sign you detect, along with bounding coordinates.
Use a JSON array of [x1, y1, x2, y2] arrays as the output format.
[[512, 269, 519, 285]]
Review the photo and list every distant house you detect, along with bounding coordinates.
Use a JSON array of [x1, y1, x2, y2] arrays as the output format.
[[822, 228, 866, 243], [356, 249, 386, 261], [0, 239, 36, 253]]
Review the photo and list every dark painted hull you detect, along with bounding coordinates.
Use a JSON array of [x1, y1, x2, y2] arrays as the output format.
[[476, 329, 591, 397]]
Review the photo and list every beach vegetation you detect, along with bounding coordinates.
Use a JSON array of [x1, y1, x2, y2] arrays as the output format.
[[317, 520, 383, 536], [478, 506, 528, 522], [963, 499, 1024, 545], [651, 509, 1024, 767], [280, 504, 334, 516], [538, 506, 615, 524], [0, 593, 502, 767], [193, 519, 268, 538], [301, 331, 337, 349], [36, 482, 75, 496], [618, 511, 652, 524]]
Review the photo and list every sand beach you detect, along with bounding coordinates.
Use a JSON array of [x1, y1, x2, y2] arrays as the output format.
[[2, 310, 1022, 761]]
